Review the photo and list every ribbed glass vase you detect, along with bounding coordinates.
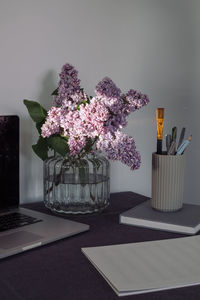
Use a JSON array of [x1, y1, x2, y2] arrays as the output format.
[[43, 152, 110, 214]]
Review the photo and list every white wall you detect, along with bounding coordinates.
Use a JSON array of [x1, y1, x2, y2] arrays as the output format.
[[0, 0, 198, 203], [183, 0, 200, 204]]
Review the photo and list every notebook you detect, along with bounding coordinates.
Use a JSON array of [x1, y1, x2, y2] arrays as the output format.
[[82, 236, 200, 296], [120, 200, 200, 235], [0, 115, 89, 259]]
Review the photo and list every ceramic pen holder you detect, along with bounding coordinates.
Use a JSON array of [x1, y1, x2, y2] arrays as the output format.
[[151, 153, 185, 212]]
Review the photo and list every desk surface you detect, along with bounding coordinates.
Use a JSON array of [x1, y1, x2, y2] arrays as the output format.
[[0, 192, 200, 300]]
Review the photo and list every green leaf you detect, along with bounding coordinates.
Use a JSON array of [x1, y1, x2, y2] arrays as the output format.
[[47, 136, 69, 157], [23, 99, 47, 123], [77, 99, 87, 110], [51, 87, 58, 96], [32, 137, 49, 161]]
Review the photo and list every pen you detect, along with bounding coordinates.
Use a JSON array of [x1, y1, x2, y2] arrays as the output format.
[[176, 135, 192, 155], [171, 127, 177, 154], [156, 108, 164, 154], [166, 134, 171, 153], [172, 127, 177, 142], [177, 127, 186, 149], [167, 140, 176, 155]]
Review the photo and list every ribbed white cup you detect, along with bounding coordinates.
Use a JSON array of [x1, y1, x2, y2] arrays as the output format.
[[151, 153, 185, 212]]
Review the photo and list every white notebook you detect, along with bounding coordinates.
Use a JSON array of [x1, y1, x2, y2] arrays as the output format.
[[82, 236, 200, 296]]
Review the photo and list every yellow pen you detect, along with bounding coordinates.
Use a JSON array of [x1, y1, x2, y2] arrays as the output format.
[[156, 108, 164, 154]]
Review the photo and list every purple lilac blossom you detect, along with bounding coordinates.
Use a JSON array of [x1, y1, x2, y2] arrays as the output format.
[[54, 63, 82, 108], [42, 63, 149, 170], [95, 77, 121, 99], [122, 89, 150, 114], [68, 135, 87, 156], [53, 95, 62, 106], [95, 77, 122, 115], [105, 90, 149, 132], [95, 77, 149, 133], [96, 130, 141, 170]]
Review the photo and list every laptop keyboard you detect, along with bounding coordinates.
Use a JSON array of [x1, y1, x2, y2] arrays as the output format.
[[0, 212, 42, 232]]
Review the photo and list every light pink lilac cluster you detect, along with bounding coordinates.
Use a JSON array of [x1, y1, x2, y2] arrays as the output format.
[[41, 63, 149, 170]]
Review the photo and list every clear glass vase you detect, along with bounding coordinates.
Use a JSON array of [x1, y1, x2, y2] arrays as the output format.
[[43, 152, 110, 214]]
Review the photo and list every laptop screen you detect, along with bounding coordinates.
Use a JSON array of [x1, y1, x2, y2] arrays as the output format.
[[0, 116, 19, 210]]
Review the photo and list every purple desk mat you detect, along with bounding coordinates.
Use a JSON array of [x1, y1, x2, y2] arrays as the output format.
[[0, 192, 200, 300]]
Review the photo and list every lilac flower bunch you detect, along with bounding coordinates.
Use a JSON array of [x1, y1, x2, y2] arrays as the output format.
[[24, 63, 149, 170]]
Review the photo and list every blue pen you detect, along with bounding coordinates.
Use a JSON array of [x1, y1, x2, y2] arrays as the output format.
[[176, 135, 192, 155]]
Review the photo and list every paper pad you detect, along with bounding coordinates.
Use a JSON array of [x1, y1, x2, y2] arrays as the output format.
[[82, 236, 200, 296]]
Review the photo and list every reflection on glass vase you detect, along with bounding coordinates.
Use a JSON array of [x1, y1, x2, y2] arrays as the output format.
[[43, 152, 110, 214]]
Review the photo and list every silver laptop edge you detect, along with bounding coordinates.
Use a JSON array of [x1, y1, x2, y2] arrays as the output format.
[[0, 115, 89, 259]]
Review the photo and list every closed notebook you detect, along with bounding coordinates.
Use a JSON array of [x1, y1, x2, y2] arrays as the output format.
[[120, 201, 200, 235]]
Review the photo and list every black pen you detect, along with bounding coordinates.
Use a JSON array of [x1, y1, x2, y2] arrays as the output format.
[[177, 127, 186, 149]]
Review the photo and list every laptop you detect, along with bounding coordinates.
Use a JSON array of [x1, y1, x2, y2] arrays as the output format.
[[0, 115, 89, 259]]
